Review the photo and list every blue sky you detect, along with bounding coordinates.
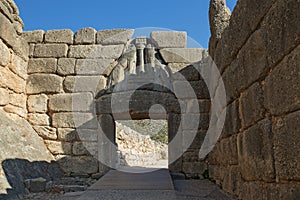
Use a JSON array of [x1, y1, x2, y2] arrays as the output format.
[[15, 0, 237, 48]]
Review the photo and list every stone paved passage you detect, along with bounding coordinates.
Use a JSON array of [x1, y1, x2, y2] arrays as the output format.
[[61, 169, 233, 200]]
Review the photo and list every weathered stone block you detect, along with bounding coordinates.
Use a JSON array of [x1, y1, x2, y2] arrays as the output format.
[[0, 88, 9, 105], [73, 141, 97, 156], [0, 39, 10, 67], [44, 140, 72, 155], [240, 182, 265, 200], [26, 74, 63, 94], [27, 113, 50, 126], [0, 1, 14, 22], [219, 136, 238, 165], [27, 94, 48, 113], [28, 58, 57, 74], [262, 0, 300, 68], [76, 59, 114, 75], [68, 44, 124, 59], [3, 104, 26, 118], [9, 93, 26, 108], [222, 100, 241, 138], [63, 75, 106, 93], [33, 126, 57, 140], [11, 54, 28, 79], [52, 112, 98, 129], [34, 44, 68, 58], [240, 82, 265, 128], [222, 166, 241, 196], [213, 0, 276, 73], [49, 92, 93, 112], [24, 177, 47, 193], [264, 45, 300, 116], [160, 48, 203, 63], [44, 29, 74, 44], [150, 31, 187, 48], [222, 29, 268, 103], [0, 13, 29, 60], [0, 67, 25, 93], [57, 128, 78, 142], [96, 29, 134, 45], [168, 63, 190, 73], [22, 30, 44, 43], [57, 156, 98, 174], [57, 58, 76, 75], [273, 110, 300, 181], [74, 27, 96, 44], [237, 119, 275, 181], [29, 43, 34, 57]]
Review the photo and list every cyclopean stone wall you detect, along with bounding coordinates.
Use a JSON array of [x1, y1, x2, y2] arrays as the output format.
[[0, 0, 28, 120], [22, 28, 209, 177], [207, 0, 300, 199], [0, 0, 57, 197]]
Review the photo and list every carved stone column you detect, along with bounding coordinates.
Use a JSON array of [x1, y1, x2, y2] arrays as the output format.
[[145, 44, 155, 68], [135, 37, 147, 73]]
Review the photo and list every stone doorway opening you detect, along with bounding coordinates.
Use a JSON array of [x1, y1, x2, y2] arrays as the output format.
[[115, 119, 168, 169]]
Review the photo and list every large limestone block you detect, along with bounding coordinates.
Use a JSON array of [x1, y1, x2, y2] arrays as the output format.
[[0, 88, 9, 105], [57, 58, 76, 75], [44, 140, 72, 155], [57, 156, 98, 174], [74, 27, 96, 44], [222, 100, 241, 138], [68, 44, 124, 59], [33, 44, 68, 58], [49, 93, 93, 112], [240, 82, 265, 128], [0, 13, 29, 60], [264, 45, 300, 116], [44, 29, 74, 44], [9, 93, 27, 108], [0, 67, 25, 93], [27, 58, 57, 74], [27, 94, 48, 113], [273, 110, 300, 181], [33, 126, 57, 140], [160, 48, 203, 63], [237, 119, 275, 182], [52, 112, 98, 129], [26, 74, 63, 94], [72, 141, 97, 156], [11, 54, 28, 79], [76, 59, 114, 75], [0, 110, 54, 194], [57, 128, 98, 142], [3, 104, 26, 118], [262, 0, 300, 68], [0, 1, 14, 22], [27, 113, 50, 126], [96, 29, 134, 45], [150, 31, 187, 48], [22, 30, 44, 43], [63, 75, 106, 93], [0, 39, 10, 67], [213, 0, 277, 72]]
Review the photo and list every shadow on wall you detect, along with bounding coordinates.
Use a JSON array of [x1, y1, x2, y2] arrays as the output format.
[[0, 119, 101, 199]]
